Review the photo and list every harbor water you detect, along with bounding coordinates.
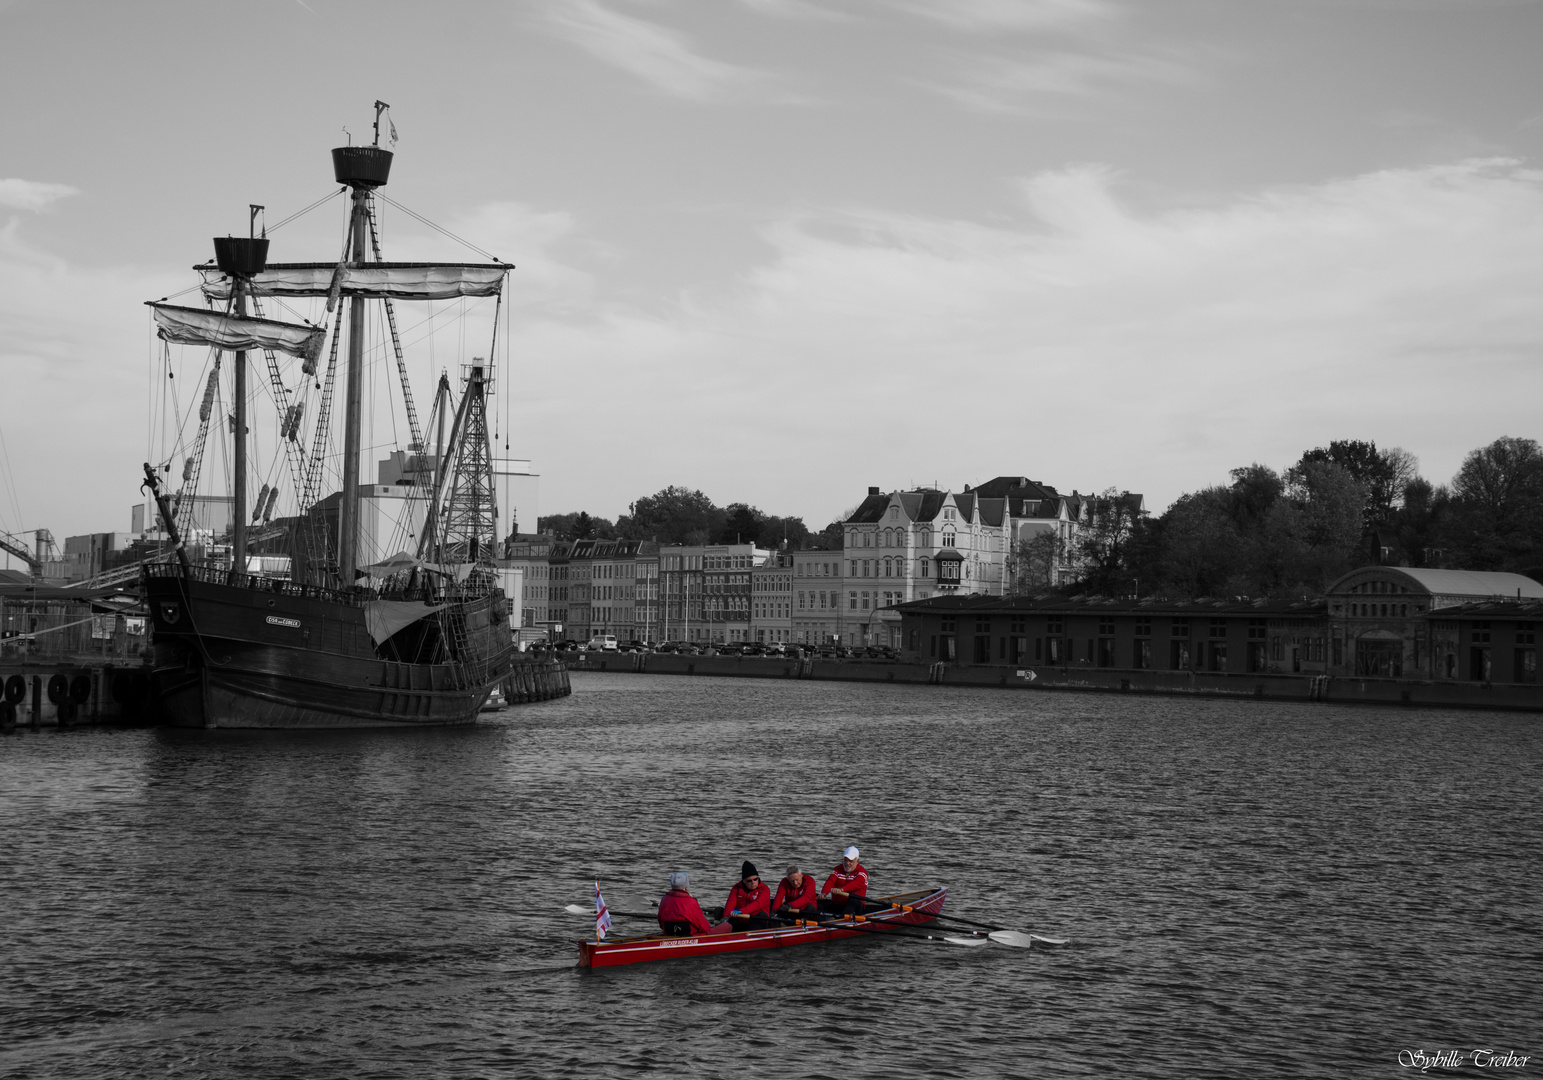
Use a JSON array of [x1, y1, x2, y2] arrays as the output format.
[[1, 673, 1537, 1078]]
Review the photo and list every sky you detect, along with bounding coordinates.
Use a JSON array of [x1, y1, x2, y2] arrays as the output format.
[[2, 0, 1542, 548]]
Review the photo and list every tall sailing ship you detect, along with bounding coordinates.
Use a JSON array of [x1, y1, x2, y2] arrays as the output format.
[[140, 105, 558, 728]]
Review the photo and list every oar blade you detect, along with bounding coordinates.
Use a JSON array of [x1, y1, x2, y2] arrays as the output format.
[[942, 934, 989, 947], [987, 930, 1035, 948], [1029, 934, 1069, 947], [563, 904, 591, 916]]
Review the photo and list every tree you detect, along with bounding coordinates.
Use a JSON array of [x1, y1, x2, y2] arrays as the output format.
[[1294, 440, 1396, 523], [1073, 488, 1142, 595], [813, 520, 845, 551], [537, 511, 615, 541], [1287, 460, 1366, 587], [1445, 436, 1543, 571], [1156, 489, 1245, 597], [616, 487, 725, 545], [1006, 530, 1062, 595], [718, 503, 765, 545], [761, 515, 810, 550]]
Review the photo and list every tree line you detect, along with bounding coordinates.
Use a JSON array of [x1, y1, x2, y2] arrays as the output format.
[[535, 486, 843, 549], [1025, 436, 1543, 600], [532, 435, 1543, 599]]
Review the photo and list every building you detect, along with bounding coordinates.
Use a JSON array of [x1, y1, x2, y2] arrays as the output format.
[[894, 564, 1543, 688], [790, 548, 845, 645], [1325, 567, 1543, 679], [842, 485, 1012, 646], [751, 552, 794, 644], [500, 535, 557, 638], [971, 476, 1146, 590], [1427, 600, 1541, 683], [896, 592, 1327, 673], [701, 542, 768, 643], [659, 546, 705, 644], [589, 540, 658, 643], [634, 548, 661, 644]]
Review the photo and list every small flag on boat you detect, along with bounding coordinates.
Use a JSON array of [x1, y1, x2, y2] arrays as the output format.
[[594, 880, 613, 939]]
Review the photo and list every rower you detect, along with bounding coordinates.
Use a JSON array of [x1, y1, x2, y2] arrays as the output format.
[[773, 863, 818, 919], [657, 872, 712, 937], [819, 845, 868, 916], [719, 861, 774, 931]]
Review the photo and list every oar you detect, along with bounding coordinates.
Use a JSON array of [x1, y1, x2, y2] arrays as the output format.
[[781, 914, 987, 948], [858, 900, 1062, 949], [563, 904, 659, 919]]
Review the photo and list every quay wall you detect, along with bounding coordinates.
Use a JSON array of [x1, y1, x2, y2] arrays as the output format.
[[567, 652, 1543, 713], [0, 661, 152, 731]]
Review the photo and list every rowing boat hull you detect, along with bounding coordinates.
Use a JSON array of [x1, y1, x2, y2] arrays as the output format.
[[577, 888, 947, 969]]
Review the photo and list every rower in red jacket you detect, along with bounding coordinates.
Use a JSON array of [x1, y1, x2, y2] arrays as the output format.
[[820, 845, 868, 916], [773, 864, 818, 918], [719, 861, 774, 931], [657, 872, 712, 937]]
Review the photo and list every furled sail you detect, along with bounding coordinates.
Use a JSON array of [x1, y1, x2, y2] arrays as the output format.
[[198, 262, 511, 302], [150, 303, 325, 362]]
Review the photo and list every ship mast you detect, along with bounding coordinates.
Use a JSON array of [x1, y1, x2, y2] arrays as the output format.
[[333, 101, 394, 589], [211, 207, 270, 584]]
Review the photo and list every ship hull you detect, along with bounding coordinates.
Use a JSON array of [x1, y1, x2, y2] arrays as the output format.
[[145, 565, 524, 729]]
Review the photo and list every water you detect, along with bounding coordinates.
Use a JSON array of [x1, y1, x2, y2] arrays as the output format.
[[1, 674, 1538, 1078]]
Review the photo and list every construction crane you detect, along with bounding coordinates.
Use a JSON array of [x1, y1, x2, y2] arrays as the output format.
[[0, 529, 47, 575]]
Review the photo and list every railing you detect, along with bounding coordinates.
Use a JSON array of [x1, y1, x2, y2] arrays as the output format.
[[144, 561, 503, 611]]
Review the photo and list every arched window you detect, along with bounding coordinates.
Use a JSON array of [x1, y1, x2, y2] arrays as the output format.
[[920, 558, 930, 578], [883, 558, 892, 577]]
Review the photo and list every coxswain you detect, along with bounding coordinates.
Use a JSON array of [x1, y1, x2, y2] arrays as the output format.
[[657, 872, 712, 937], [718, 861, 774, 931], [819, 845, 868, 916], [773, 864, 818, 919]]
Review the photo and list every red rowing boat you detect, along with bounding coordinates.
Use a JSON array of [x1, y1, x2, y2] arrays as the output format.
[[577, 887, 948, 968]]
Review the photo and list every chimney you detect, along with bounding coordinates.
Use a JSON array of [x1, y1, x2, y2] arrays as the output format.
[[869, 486, 880, 495]]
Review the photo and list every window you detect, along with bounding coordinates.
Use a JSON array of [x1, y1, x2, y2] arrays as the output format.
[[1098, 616, 1115, 636], [1172, 618, 1189, 637], [1134, 639, 1151, 669], [1170, 639, 1190, 669], [1247, 619, 1266, 640], [943, 530, 956, 548], [1209, 618, 1227, 639], [920, 558, 930, 578], [1134, 616, 1151, 638], [850, 592, 858, 610]]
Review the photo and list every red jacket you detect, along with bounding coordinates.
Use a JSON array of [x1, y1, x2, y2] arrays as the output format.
[[822, 861, 868, 898], [723, 880, 772, 917], [773, 874, 818, 912], [657, 889, 711, 936]]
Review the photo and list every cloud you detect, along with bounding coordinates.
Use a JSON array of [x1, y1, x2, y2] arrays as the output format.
[[0, 178, 79, 212], [500, 159, 1543, 521], [929, 45, 1204, 113], [541, 0, 761, 100], [898, 0, 1115, 32]]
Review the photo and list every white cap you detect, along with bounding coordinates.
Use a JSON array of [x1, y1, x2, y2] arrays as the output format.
[[843, 845, 860, 860]]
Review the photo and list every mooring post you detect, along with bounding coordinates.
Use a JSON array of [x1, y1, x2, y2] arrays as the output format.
[[30, 674, 41, 730]]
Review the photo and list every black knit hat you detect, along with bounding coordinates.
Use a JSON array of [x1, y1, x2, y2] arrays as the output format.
[[741, 861, 759, 881]]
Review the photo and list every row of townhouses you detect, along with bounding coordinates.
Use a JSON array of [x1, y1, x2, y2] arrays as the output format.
[[496, 476, 1141, 646]]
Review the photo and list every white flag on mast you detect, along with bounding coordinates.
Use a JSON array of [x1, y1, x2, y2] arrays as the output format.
[[594, 880, 613, 939]]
